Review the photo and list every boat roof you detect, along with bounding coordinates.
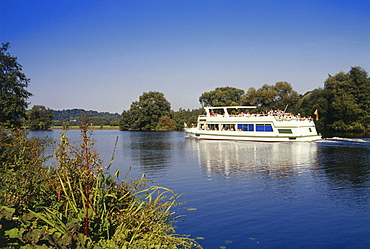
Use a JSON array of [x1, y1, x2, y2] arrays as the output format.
[[204, 106, 257, 110]]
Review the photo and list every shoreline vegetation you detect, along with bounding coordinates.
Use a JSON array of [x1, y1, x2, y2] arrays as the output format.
[[0, 125, 203, 248], [24, 67, 370, 135], [50, 125, 120, 130]]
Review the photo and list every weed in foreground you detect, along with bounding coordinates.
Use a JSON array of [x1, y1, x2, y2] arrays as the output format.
[[0, 126, 202, 248]]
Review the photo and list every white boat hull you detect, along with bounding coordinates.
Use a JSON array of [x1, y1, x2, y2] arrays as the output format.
[[185, 128, 321, 142]]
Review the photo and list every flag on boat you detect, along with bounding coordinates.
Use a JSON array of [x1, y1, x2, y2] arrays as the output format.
[[314, 109, 319, 120]]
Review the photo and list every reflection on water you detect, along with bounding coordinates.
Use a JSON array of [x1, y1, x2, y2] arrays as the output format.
[[189, 139, 318, 177], [182, 137, 370, 248], [317, 145, 370, 185], [315, 138, 370, 208], [128, 132, 174, 174], [316, 138, 370, 187], [187, 138, 370, 211]]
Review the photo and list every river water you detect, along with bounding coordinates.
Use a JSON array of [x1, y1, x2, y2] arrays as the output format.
[[30, 130, 370, 248]]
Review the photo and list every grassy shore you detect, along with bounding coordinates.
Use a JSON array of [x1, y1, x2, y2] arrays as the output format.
[[51, 125, 120, 130]]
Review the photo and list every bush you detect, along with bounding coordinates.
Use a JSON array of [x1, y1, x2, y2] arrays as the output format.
[[0, 127, 52, 213], [0, 127, 202, 248]]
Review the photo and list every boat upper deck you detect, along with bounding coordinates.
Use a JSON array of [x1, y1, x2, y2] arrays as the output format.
[[201, 106, 314, 122]]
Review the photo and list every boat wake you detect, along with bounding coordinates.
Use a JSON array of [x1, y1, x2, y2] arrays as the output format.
[[323, 137, 369, 143], [317, 137, 370, 149]]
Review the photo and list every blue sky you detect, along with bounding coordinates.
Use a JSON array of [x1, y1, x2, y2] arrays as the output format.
[[2, 0, 369, 113]]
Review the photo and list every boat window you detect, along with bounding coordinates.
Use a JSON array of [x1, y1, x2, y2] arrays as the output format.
[[237, 124, 254, 131], [278, 129, 293, 134], [265, 125, 273, 132], [208, 124, 219, 130], [224, 124, 235, 131], [309, 128, 312, 132], [256, 124, 273, 132]]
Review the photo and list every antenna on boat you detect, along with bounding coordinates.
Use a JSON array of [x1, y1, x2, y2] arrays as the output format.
[[283, 105, 288, 113]]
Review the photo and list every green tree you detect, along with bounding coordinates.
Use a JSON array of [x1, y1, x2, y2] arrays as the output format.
[[241, 87, 258, 106], [348, 66, 370, 119], [26, 105, 54, 130], [270, 81, 300, 113], [324, 67, 369, 131], [242, 82, 299, 112], [53, 109, 121, 126], [297, 67, 370, 133], [256, 84, 277, 107], [119, 110, 133, 130], [199, 86, 244, 107], [156, 116, 176, 130], [172, 108, 204, 130], [119, 91, 171, 131], [0, 42, 32, 127], [299, 88, 329, 132], [90, 116, 110, 126]]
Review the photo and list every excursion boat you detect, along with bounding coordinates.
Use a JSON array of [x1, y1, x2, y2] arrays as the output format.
[[184, 106, 321, 142]]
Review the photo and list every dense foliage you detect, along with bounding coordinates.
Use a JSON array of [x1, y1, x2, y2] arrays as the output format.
[[0, 42, 32, 127], [26, 105, 54, 130], [0, 127, 51, 213], [242, 81, 300, 113], [199, 86, 245, 107], [119, 91, 173, 131], [298, 88, 328, 131], [53, 109, 121, 127], [0, 126, 202, 248], [314, 67, 370, 132], [196, 67, 370, 134], [172, 108, 204, 130]]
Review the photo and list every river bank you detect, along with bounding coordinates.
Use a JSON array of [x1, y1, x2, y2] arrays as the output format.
[[50, 125, 120, 130]]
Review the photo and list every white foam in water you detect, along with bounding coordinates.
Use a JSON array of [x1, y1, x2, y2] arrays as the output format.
[[319, 137, 370, 144]]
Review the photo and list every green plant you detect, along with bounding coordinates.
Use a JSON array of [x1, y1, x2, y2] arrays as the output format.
[[0, 127, 54, 247], [0, 126, 202, 248], [0, 127, 52, 212]]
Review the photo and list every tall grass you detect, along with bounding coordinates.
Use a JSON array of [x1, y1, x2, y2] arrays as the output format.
[[0, 126, 202, 248]]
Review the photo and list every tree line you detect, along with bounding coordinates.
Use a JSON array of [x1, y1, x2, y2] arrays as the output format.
[[53, 109, 121, 127], [119, 91, 202, 131], [1, 42, 369, 134], [23, 108, 122, 129], [119, 67, 370, 134]]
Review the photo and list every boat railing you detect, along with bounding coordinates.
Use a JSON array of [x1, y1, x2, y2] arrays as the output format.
[[274, 116, 314, 122], [202, 113, 314, 122], [207, 113, 269, 118]]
